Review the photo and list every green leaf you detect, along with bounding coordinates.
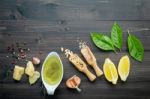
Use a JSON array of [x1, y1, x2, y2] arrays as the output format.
[[91, 32, 115, 51], [111, 22, 123, 50], [127, 31, 144, 62]]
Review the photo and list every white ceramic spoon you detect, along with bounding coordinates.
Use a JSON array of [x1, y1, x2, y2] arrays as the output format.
[[41, 52, 63, 95]]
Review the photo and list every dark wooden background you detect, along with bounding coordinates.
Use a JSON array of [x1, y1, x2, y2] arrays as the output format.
[[0, 0, 150, 99]]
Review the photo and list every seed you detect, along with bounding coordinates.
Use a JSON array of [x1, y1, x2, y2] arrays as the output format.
[[61, 47, 64, 52]]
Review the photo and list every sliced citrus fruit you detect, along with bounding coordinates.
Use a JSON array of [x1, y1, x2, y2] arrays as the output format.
[[118, 55, 130, 81], [103, 58, 118, 85]]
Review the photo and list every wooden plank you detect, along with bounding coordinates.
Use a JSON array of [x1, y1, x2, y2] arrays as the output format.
[[0, 20, 150, 50], [0, 0, 150, 20], [0, 0, 150, 99]]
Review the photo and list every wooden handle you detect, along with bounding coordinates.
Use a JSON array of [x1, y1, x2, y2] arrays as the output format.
[[83, 68, 96, 81], [92, 62, 103, 77]]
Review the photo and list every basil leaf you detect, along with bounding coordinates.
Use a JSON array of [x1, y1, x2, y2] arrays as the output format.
[[111, 22, 123, 50], [127, 32, 144, 62], [91, 32, 115, 51]]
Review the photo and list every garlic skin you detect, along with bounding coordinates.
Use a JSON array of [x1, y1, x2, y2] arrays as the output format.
[[66, 75, 81, 88], [66, 75, 82, 92], [32, 57, 40, 65]]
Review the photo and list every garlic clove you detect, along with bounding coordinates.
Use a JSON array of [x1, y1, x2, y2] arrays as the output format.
[[32, 57, 40, 65], [66, 75, 81, 89]]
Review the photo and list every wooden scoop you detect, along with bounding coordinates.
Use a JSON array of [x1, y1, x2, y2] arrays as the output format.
[[69, 54, 96, 81], [81, 46, 103, 77]]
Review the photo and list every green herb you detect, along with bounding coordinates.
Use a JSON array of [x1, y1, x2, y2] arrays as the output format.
[[111, 22, 123, 50], [91, 32, 115, 51], [127, 31, 144, 62], [90, 22, 144, 62]]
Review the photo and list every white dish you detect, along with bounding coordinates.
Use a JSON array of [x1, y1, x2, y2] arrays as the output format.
[[41, 52, 63, 95]]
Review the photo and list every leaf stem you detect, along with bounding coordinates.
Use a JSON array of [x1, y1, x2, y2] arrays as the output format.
[[127, 30, 130, 36], [114, 49, 118, 54], [119, 48, 122, 52]]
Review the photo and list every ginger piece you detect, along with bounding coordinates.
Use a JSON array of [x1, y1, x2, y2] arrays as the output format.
[[66, 75, 81, 92], [13, 65, 25, 81], [29, 71, 40, 85], [25, 61, 35, 76], [80, 42, 103, 77]]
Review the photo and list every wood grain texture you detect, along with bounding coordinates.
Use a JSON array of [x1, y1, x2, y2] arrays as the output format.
[[0, 0, 150, 99]]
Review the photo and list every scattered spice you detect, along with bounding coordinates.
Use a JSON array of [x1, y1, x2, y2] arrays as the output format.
[[11, 60, 17, 65], [79, 41, 87, 49], [61, 48, 73, 58], [39, 51, 43, 55], [6, 42, 30, 65]]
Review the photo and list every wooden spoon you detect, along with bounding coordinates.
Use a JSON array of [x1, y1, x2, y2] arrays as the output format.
[[81, 46, 103, 77], [69, 54, 96, 81]]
